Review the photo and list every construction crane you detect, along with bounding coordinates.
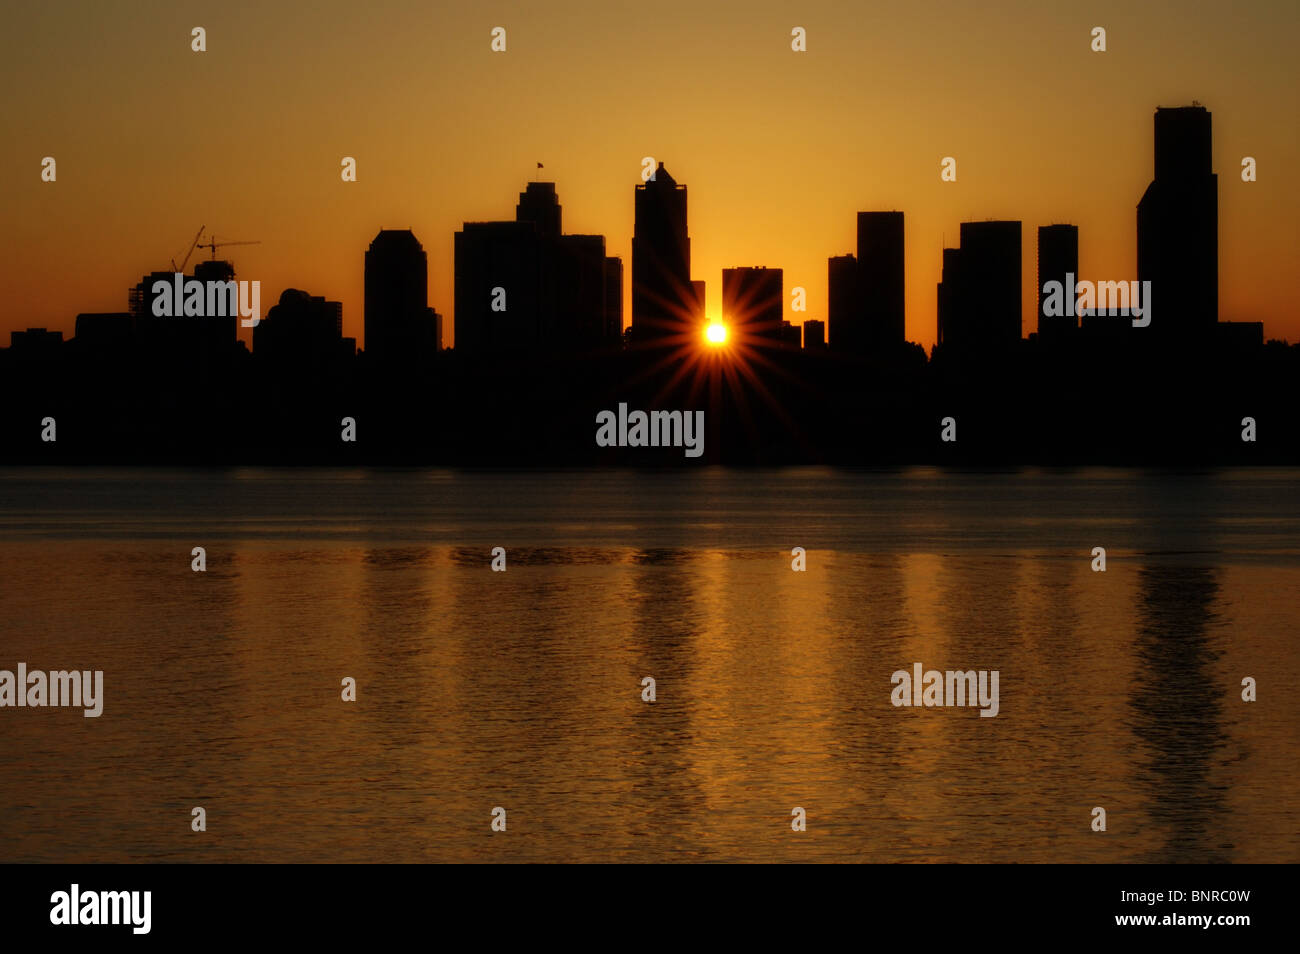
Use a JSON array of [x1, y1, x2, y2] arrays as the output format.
[[170, 224, 205, 272], [195, 236, 261, 261]]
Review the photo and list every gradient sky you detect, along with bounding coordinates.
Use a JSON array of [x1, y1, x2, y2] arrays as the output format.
[[3, 0, 1297, 350]]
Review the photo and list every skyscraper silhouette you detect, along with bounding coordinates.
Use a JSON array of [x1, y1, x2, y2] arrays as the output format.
[[937, 221, 1021, 355], [455, 220, 539, 353], [803, 318, 826, 349], [722, 267, 783, 346], [1037, 224, 1079, 341], [936, 247, 961, 348], [857, 211, 905, 352], [364, 229, 439, 367], [827, 253, 858, 351], [516, 182, 562, 238], [1137, 105, 1218, 342], [456, 182, 621, 353], [778, 321, 802, 349], [631, 163, 695, 342], [549, 233, 611, 346], [827, 212, 904, 356]]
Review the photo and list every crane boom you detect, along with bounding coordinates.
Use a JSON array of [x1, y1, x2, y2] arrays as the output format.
[[170, 224, 206, 272], [195, 236, 261, 261]]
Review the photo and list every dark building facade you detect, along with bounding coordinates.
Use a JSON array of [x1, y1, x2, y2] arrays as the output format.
[[254, 288, 343, 372], [1037, 224, 1079, 340], [937, 221, 1021, 355], [73, 313, 133, 350], [427, 308, 442, 355], [803, 319, 826, 349], [128, 260, 240, 383], [193, 259, 240, 348], [827, 253, 859, 351], [827, 212, 905, 356], [516, 181, 561, 238], [455, 221, 540, 353], [455, 182, 621, 353], [857, 211, 905, 352], [128, 260, 239, 341], [604, 256, 624, 341], [9, 328, 63, 355], [631, 163, 696, 342], [936, 247, 961, 348], [779, 321, 803, 349], [364, 229, 439, 367], [1136, 105, 1218, 342], [550, 234, 610, 346], [722, 267, 783, 346]]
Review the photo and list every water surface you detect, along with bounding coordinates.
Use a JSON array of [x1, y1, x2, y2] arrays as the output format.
[[1, 468, 1296, 862]]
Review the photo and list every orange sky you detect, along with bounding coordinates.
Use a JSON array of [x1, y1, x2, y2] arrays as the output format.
[[3, 0, 1297, 350]]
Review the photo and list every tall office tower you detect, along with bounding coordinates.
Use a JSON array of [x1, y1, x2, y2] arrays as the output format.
[[936, 247, 962, 348], [456, 181, 620, 353], [516, 181, 562, 238], [191, 259, 239, 354], [722, 267, 783, 345], [631, 163, 694, 341], [1136, 105, 1217, 341], [454, 220, 541, 353], [551, 234, 609, 346], [857, 211, 905, 351], [364, 229, 437, 369], [1037, 224, 1079, 340], [959, 221, 1022, 350], [827, 253, 859, 351]]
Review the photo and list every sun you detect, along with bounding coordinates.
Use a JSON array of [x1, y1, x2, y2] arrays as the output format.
[[705, 321, 728, 346]]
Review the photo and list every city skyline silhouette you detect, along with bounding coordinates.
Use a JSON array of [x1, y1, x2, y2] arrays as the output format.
[[3, 1, 1296, 350], [1, 100, 1297, 466], [4, 102, 1290, 344]]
